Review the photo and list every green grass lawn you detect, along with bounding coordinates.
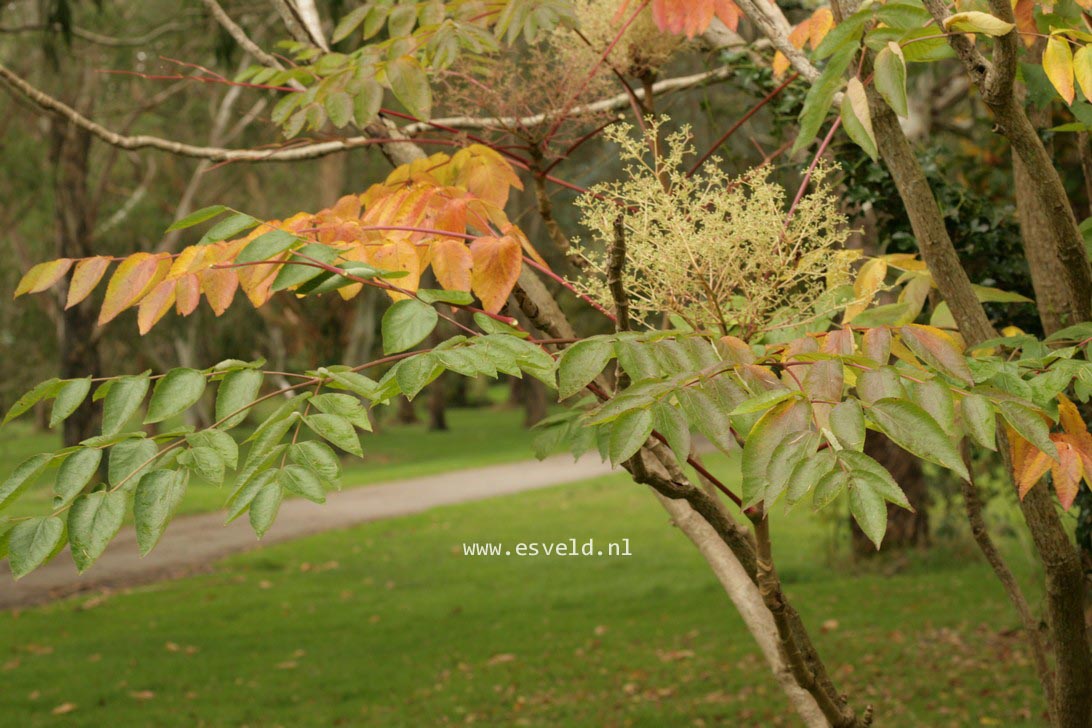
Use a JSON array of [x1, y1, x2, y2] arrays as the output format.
[[0, 400, 542, 518], [0, 460, 1048, 726]]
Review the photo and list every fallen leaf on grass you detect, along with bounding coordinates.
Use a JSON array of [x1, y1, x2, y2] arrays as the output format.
[[52, 703, 77, 715], [487, 653, 516, 666]]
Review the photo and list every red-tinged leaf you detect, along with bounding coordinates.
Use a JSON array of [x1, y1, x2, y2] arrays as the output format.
[[822, 327, 854, 355], [14, 258, 74, 298], [98, 253, 162, 325], [862, 327, 891, 364], [200, 268, 238, 316], [175, 273, 201, 316], [1010, 429, 1053, 498], [470, 235, 522, 314], [1058, 393, 1087, 437], [138, 279, 177, 335], [898, 324, 973, 385], [65, 256, 112, 309], [431, 238, 472, 292], [1051, 439, 1082, 510]]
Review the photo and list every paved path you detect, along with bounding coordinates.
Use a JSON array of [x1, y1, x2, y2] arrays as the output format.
[[0, 455, 615, 610]]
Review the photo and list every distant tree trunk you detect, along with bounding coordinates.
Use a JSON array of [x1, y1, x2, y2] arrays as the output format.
[[524, 378, 548, 428], [396, 397, 418, 424], [428, 375, 448, 431], [852, 431, 930, 555], [50, 92, 102, 447]]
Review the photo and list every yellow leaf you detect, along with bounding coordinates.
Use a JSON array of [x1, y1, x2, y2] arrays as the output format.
[[1058, 394, 1087, 437], [66, 256, 112, 309], [470, 235, 522, 314], [368, 240, 422, 301], [1074, 46, 1092, 104], [844, 258, 888, 323], [943, 11, 1016, 37], [14, 258, 74, 298], [1044, 36, 1076, 104]]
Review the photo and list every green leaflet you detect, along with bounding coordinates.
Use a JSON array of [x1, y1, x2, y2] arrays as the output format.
[[54, 448, 102, 510], [8, 516, 65, 579], [101, 374, 151, 436], [288, 441, 342, 485], [0, 453, 53, 512], [216, 369, 264, 430], [829, 400, 865, 452], [134, 469, 188, 556], [867, 398, 969, 480], [304, 414, 364, 457], [146, 368, 207, 424], [608, 408, 654, 466], [960, 394, 997, 451], [381, 299, 439, 355], [109, 438, 159, 491], [249, 476, 284, 538], [558, 338, 615, 400], [50, 377, 92, 429], [794, 44, 858, 154], [68, 490, 127, 573]]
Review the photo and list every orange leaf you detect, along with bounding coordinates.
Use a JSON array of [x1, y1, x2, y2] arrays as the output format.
[[1067, 431, 1092, 486], [651, 0, 715, 38], [65, 256, 112, 309], [1011, 429, 1053, 498], [1043, 36, 1075, 105], [431, 239, 473, 292], [98, 253, 162, 325], [470, 235, 522, 314], [1051, 439, 1082, 510], [1013, 0, 1036, 48], [715, 0, 740, 31], [138, 279, 177, 335], [809, 8, 834, 49], [368, 240, 422, 301], [14, 258, 74, 298], [175, 273, 201, 316], [200, 268, 238, 316]]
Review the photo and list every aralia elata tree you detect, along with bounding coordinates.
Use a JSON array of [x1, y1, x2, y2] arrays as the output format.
[[3, 0, 1092, 724]]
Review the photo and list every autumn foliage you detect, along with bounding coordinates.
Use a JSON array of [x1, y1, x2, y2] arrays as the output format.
[[14, 144, 541, 333]]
